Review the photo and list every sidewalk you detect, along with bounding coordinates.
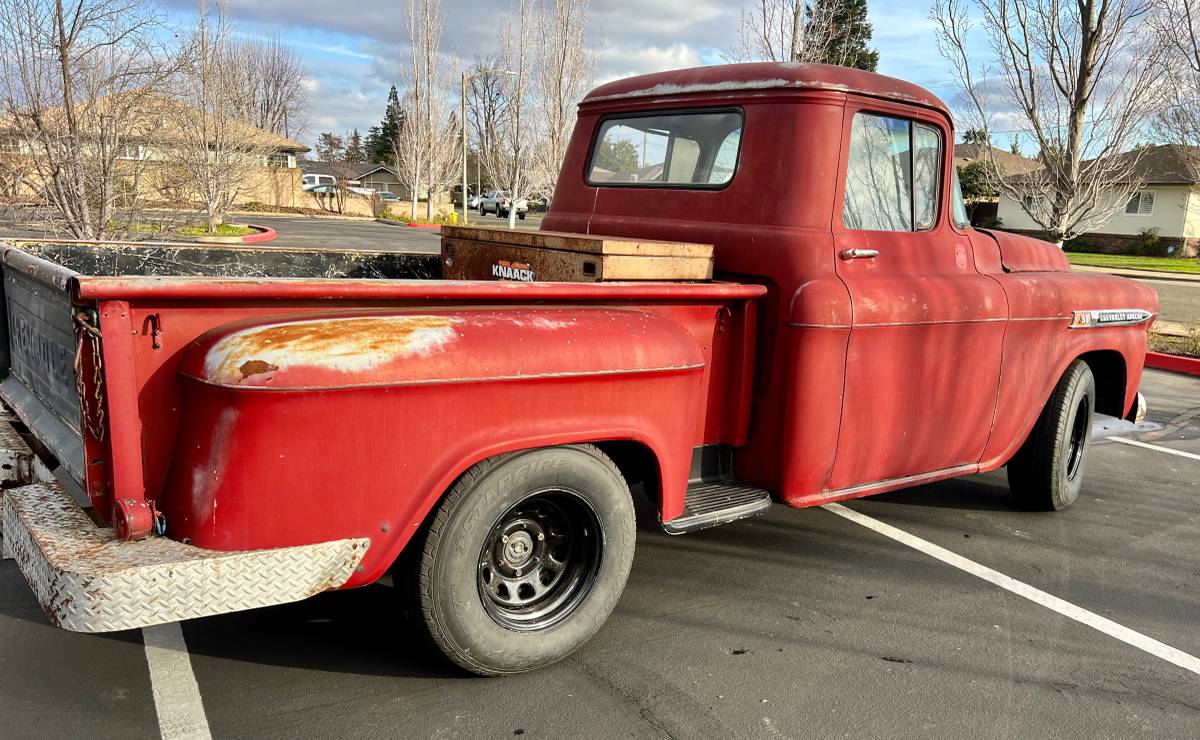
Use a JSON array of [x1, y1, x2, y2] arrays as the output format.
[[1070, 263, 1200, 283]]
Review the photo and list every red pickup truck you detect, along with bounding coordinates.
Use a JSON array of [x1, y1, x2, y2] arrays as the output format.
[[0, 63, 1157, 676]]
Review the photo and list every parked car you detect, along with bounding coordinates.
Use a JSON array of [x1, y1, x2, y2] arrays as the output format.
[[1, 62, 1157, 678], [301, 173, 336, 191], [377, 191, 401, 202], [467, 193, 483, 209], [478, 190, 528, 219]]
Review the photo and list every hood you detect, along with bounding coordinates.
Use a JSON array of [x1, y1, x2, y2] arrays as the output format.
[[978, 229, 1070, 273]]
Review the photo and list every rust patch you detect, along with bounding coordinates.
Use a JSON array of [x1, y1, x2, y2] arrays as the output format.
[[238, 360, 279, 378], [205, 315, 461, 384]]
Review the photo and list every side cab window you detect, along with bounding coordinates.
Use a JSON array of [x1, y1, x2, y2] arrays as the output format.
[[842, 112, 943, 232]]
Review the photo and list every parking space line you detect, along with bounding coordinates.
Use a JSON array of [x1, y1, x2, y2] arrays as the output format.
[[822, 502, 1200, 677], [1110, 436, 1200, 461], [143, 623, 212, 740]]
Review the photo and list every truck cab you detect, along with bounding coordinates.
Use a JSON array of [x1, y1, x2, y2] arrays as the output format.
[[0, 63, 1157, 676], [546, 62, 1157, 507]]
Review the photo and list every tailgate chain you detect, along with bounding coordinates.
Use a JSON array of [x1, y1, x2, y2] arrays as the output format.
[[73, 310, 106, 441]]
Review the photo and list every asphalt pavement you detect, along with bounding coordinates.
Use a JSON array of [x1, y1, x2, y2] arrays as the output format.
[[1134, 277, 1200, 326], [1, 368, 1198, 738]]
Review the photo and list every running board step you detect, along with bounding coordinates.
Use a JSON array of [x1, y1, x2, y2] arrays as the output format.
[[662, 481, 772, 535]]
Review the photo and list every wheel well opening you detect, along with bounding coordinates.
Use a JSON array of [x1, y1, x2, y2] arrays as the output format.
[[594, 440, 662, 508], [1079, 350, 1127, 417]]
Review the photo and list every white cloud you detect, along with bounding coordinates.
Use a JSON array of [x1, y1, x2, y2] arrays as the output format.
[[165, 0, 974, 144]]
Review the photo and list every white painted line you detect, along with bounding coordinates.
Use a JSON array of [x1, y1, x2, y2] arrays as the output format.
[[1110, 436, 1200, 462], [143, 623, 213, 740], [823, 502, 1200, 677]]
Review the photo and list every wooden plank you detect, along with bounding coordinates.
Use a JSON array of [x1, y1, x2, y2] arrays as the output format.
[[441, 240, 713, 282], [600, 254, 713, 281], [440, 225, 712, 257]]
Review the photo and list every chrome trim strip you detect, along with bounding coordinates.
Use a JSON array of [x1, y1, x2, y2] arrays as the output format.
[[1069, 309, 1153, 329]]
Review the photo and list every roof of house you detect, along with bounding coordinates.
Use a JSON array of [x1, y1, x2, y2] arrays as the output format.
[[300, 161, 397, 178], [1102, 144, 1200, 185], [954, 144, 1043, 176], [583, 62, 949, 117], [0, 91, 309, 153]]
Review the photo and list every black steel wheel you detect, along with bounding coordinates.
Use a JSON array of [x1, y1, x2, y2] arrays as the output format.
[[411, 445, 635, 675], [1008, 359, 1096, 511], [477, 490, 601, 631]]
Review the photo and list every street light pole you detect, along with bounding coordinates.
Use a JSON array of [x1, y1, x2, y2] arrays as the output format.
[[460, 70, 468, 225]]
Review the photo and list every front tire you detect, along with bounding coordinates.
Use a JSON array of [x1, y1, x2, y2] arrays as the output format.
[[1007, 360, 1096, 511], [413, 445, 636, 675]]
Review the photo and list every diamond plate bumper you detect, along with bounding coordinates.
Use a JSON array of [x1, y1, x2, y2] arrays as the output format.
[[1, 482, 370, 632]]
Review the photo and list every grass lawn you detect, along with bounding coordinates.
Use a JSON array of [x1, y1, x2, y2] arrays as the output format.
[[175, 223, 255, 237], [1066, 252, 1200, 274], [1149, 331, 1200, 359]]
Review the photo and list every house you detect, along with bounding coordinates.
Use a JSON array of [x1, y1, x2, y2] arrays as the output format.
[[299, 162, 409, 198], [996, 144, 1200, 256], [0, 92, 310, 207], [953, 144, 1043, 225]]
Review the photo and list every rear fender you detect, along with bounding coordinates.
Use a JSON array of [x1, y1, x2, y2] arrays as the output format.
[[164, 306, 705, 585]]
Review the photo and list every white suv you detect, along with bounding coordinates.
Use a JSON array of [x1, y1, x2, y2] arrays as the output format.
[[478, 191, 528, 220]]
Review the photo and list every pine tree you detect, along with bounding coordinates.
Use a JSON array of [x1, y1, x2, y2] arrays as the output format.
[[806, 0, 879, 72], [314, 132, 345, 162], [366, 85, 404, 164], [961, 128, 990, 145], [344, 129, 367, 163]]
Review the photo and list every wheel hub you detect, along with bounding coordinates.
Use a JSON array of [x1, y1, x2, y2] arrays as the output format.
[[477, 491, 602, 631]]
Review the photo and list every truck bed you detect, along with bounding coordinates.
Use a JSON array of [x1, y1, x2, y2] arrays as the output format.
[[0, 239, 764, 540]]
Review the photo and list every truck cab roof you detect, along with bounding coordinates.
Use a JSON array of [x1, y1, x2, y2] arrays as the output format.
[[582, 62, 950, 118]]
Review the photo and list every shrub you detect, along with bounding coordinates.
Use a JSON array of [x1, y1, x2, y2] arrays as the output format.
[[1135, 227, 1169, 257], [977, 215, 1004, 229], [1063, 236, 1101, 253]]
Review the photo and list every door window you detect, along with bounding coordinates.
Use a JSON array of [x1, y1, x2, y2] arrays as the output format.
[[842, 113, 943, 231]]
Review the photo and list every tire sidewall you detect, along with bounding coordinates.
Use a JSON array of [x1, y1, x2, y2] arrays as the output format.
[[426, 447, 635, 674], [1052, 366, 1096, 509]]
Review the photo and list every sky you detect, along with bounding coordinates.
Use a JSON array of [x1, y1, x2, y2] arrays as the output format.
[[159, 0, 970, 149]]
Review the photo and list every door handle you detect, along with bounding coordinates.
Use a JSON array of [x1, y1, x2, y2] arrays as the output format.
[[839, 248, 879, 260]]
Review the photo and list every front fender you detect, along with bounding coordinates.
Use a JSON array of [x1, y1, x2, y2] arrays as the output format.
[[981, 271, 1158, 469]]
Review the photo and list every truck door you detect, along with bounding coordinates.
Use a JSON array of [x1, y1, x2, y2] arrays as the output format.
[[827, 102, 1007, 493]]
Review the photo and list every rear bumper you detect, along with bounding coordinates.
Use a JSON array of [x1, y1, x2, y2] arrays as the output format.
[[0, 426, 369, 633]]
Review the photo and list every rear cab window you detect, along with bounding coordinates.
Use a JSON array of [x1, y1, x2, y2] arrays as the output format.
[[842, 112, 944, 231], [587, 110, 744, 188]]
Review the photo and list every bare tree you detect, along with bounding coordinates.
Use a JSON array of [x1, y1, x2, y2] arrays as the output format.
[[531, 0, 595, 202], [482, 0, 539, 229], [172, 0, 278, 233], [932, 0, 1164, 244], [465, 55, 512, 199], [228, 35, 308, 140], [394, 0, 458, 221], [1152, 0, 1200, 152], [722, 0, 876, 69], [0, 0, 174, 238]]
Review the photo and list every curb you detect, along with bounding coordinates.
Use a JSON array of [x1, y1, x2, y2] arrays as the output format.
[[375, 218, 443, 231], [194, 224, 276, 244], [1146, 351, 1200, 376]]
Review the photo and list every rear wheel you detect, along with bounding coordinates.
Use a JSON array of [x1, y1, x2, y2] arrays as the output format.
[[518, 212, 526, 220], [1007, 360, 1096, 511], [412, 445, 635, 675]]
